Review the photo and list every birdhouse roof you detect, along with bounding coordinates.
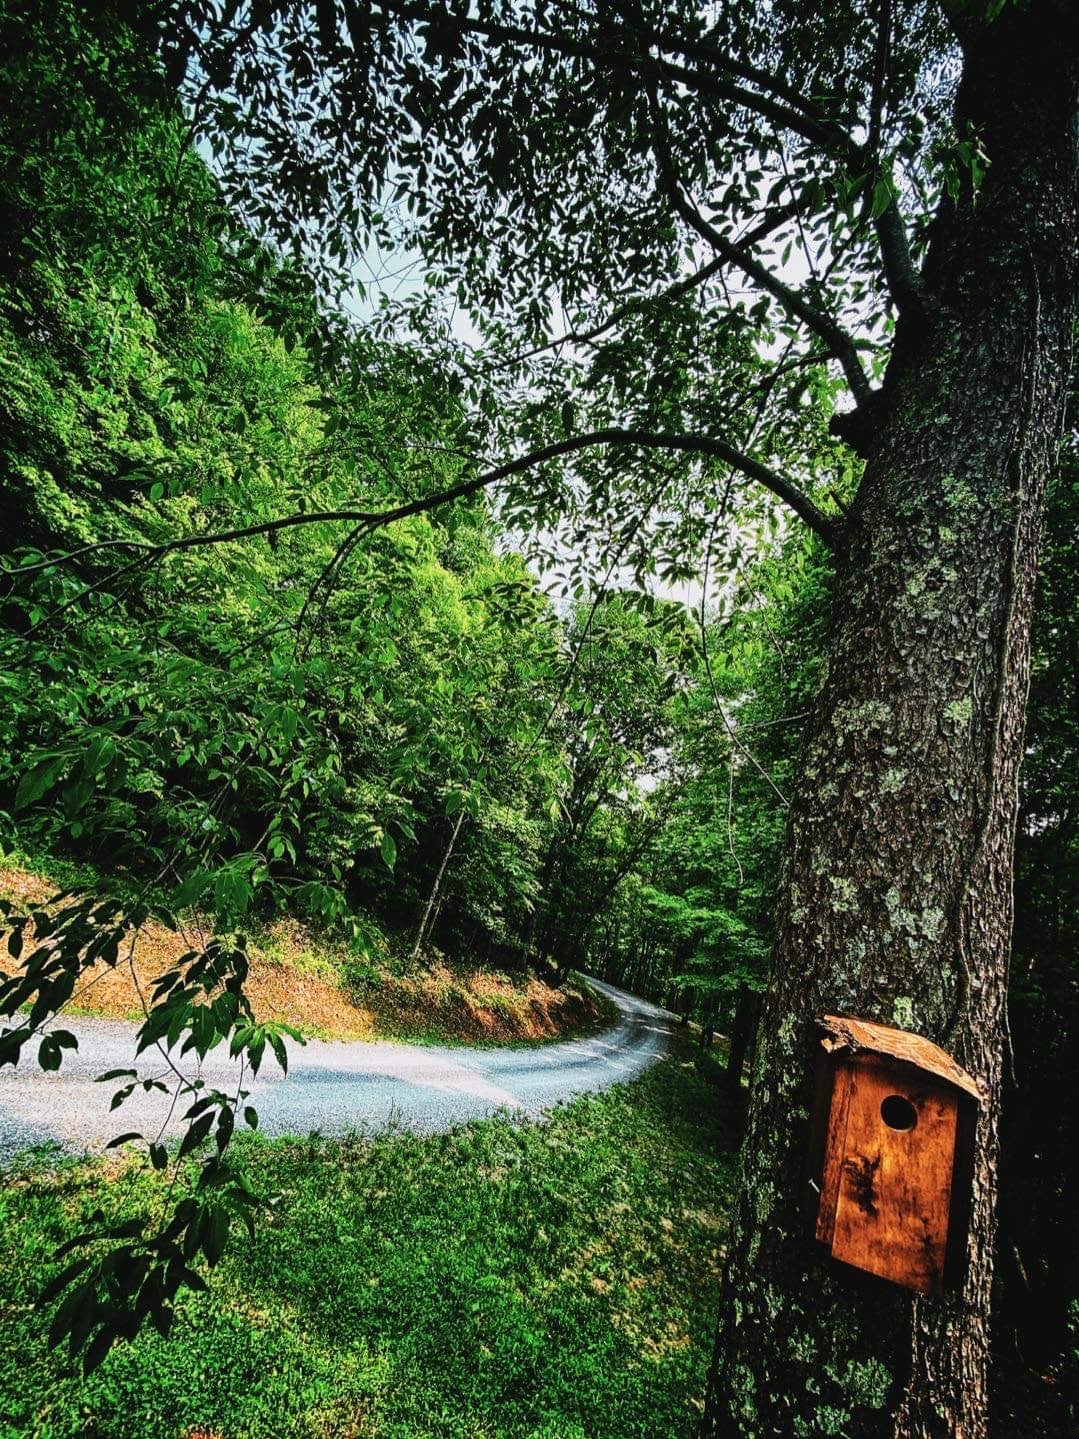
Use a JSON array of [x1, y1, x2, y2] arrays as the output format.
[[819, 1014, 982, 1101]]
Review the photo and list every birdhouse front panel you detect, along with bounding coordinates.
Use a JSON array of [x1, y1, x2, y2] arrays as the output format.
[[815, 1054, 959, 1295], [809, 1015, 982, 1298]]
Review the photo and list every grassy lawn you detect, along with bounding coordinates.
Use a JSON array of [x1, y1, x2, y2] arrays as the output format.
[[0, 1055, 736, 1439]]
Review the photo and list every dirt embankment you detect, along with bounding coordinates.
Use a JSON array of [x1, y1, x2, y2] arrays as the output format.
[[0, 863, 609, 1045]]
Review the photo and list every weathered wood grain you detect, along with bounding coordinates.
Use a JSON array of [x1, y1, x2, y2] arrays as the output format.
[[827, 1055, 959, 1295], [815, 1059, 853, 1249]]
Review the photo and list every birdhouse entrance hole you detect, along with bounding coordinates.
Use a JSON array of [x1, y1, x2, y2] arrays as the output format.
[[807, 1015, 981, 1296], [880, 1094, 917, 1131]]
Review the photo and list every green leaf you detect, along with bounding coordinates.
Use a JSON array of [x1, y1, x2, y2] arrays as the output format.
[[38, 1036, 62, 1071], [268, 1032, 289, 1074], [178, 1112, 215, 1159], [39, 1256, 91, 1306], [203, 1206, 230, 1265], [869, 174, 895, 220], [38, 1030, 78, 1070], [380, 831, 397, 871], [83, 1325, 116, 1374], [15, 755, 67, 811]]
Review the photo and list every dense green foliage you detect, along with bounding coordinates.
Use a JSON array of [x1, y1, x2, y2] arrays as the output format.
[[0, 3, 565, 948], [592, 537, 830, 1020], [0, 1059, 732, 1439], [0, 2, 807, 1020]]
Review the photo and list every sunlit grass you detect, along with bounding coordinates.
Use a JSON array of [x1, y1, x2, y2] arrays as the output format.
[[0, 1055, 736, 1439]]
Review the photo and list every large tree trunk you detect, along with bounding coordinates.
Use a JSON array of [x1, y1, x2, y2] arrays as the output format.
[[703, 11, 1078, 1438]]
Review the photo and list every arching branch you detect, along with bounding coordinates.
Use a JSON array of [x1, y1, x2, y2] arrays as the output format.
[[6, 428, 837, 599]]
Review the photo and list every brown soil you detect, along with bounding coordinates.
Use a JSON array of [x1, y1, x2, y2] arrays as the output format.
[[0, 863, 606, 1045]]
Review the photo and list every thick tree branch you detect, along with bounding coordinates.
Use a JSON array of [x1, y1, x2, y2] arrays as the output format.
[[856, 0, 926, 317], [639, 14, 831, 120], [873, 196, 926, 316], [648, 91, 874, 409], [866, 0, 891, 164]]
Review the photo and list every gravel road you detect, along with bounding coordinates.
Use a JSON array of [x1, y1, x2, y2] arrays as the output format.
[[0, 978, 674, 1161]]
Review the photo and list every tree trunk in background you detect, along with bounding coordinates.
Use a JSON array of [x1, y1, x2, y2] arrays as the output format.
[[699, 998, 718, 1051], [602, 918, 621, 982], [526, 834, 560, 963], [703, 11, 1078, 1438], [724, 987, 760, 1091], [411, 809, 465, 961]]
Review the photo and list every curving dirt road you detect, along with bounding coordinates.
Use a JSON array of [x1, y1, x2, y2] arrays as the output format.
[[0, 978, 674, 1160]]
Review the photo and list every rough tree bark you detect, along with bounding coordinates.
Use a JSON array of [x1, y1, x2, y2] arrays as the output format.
[[703, 10, 1078, 1438], [700, 998, 718, 1051]]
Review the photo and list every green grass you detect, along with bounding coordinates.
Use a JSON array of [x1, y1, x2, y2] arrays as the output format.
[[0, 1056, 736, 1439]]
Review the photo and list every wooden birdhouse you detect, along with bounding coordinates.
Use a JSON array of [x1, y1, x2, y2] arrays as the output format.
[[807, 1014, 982, 1296]]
